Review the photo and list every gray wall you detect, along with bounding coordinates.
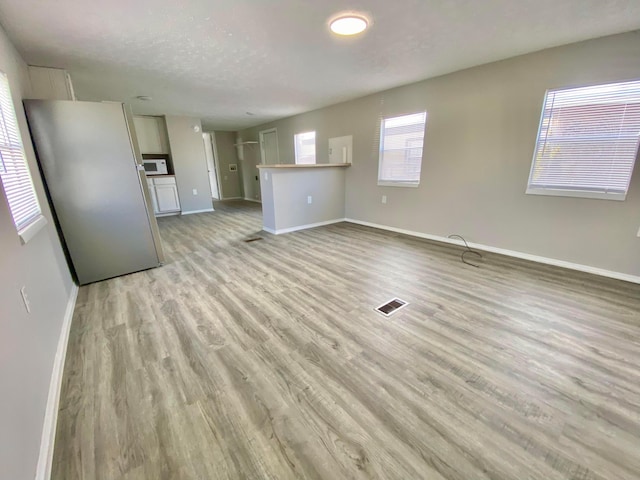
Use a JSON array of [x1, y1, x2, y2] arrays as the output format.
[[260, 167, 346, 232], [239, 31, 640, 277], [165, 116, 212, 213], [0, 26, 74, 479], [212, 131, 243, 199]]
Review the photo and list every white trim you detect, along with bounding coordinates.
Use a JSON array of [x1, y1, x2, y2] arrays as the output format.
[[18, 215, 48, 245], [243, 197, 262, 203], [344, 218, 640, 284], [36, 284, 79, 480], [525, 187, 626, 201], [264, 218, 346, 235], [180, 208, 215, 215], [377, 181, 420, 188]]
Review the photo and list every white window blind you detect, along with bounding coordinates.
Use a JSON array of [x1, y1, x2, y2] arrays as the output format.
[[0, 72, 43, 232], [527, 79, 640, 200], [294, 131, 316, 164], [378, 112, 427, 186]]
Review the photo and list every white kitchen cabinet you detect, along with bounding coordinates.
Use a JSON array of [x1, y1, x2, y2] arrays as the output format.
[[147, 176, 180, 215], [134, 116, 170, 154], [147, 178, 159, 213], [28, 66, 76, 100]]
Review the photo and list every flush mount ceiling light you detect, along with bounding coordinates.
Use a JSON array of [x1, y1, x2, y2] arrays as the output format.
[[329, 14, 369, 36]]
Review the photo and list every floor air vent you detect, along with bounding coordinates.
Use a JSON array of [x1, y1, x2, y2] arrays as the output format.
[[243, 237, 263, 243], [375, 298, 408, 317]]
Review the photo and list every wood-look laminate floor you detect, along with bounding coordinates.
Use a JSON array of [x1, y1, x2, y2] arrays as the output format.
[[53, 201, 640, 480]]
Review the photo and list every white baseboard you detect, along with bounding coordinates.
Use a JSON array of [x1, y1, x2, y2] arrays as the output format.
[[264, 218, 346, 235], [36, 284, 79, 480], [181, 208, 215, 215], [219, 197, 243, 201], [243, 197, 262, 204], [344, 218, 640, 284]]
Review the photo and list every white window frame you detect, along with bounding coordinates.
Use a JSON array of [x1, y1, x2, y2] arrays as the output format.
[[377, 112, 427, 188], [526, 79, 640, 201], [0, 72, 46, 244], [294, 131, 316, 165]]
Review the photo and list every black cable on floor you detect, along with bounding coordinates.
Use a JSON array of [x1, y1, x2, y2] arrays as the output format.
[[448, 234, 483, 267]]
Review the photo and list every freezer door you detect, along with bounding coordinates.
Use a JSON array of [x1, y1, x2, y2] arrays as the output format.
[[24, 100, 161, 284]]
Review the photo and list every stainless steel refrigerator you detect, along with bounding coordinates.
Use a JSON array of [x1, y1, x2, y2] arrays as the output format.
[[24, 100, 165, 285]]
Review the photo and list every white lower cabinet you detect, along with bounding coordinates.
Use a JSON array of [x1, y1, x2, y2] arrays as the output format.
[[147, 176, 180, 215]]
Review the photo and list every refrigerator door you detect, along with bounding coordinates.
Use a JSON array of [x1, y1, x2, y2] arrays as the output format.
[[24, 100, 161, 285]]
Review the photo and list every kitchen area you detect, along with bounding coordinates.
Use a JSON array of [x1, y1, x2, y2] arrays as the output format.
[[134, 114, 182, 216], [23, 66, 216, 285]]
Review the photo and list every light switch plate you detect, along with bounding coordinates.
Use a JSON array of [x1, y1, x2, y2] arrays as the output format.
[[192, 189, 198, 195], [382, 195, 387, 204], [307, 196, 312, 204]]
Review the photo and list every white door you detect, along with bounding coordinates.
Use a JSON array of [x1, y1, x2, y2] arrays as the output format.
[[259, 128, 279, 165], [202, 132, 221, 199]]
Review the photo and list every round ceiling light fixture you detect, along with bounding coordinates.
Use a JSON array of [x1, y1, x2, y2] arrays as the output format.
[[329, 14, 369, 36]]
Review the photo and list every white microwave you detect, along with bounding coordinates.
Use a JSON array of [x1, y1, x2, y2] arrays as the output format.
[[142, 159, 168, 175]]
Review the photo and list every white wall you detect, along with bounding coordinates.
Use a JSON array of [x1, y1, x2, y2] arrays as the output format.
[[239, 31, 640, 278], [0, 25, 74, 479], [165, 116, 212, 213]]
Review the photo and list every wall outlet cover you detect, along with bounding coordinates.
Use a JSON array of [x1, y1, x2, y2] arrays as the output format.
[[229, 164, 237, 172], [382, 195, 387, 204], [192, 189, 198, 195], [307, 196, 312, 204]]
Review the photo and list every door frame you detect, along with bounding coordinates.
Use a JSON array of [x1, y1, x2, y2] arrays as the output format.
[[259, 128, 279, 165], [203, 132, 223, 199]]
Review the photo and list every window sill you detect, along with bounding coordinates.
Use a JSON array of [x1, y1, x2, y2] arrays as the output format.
[[377, 181, 420, 188], [18, 215, 48, 245], [525, 187, 626, 201]]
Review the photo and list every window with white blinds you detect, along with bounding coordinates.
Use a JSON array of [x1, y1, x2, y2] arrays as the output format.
[[378, 112, 427, 186], [294, 131, 316, 165], [0, 72, 43, 236], [527, 79, 640, 200]]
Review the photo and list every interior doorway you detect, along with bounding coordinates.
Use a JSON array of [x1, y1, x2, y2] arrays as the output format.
[[202, 132, 221, 200], [259, 128, 279, 165]]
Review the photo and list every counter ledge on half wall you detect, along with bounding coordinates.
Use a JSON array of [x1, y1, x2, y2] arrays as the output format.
[[257, 163, 351, 168]]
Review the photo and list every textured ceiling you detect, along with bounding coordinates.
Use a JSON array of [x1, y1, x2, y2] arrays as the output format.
[[1, 0, 640, 130]]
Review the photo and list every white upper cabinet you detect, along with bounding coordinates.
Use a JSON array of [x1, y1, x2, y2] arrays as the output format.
[[134, 116, 170, 154], [28, 66, 76, 100]]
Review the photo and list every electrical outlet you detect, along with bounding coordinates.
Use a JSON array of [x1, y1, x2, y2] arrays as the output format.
[[192, 189, 198, 195], [637, 226, 640, 237], [20, 286, 31, 313], [382, 195, 387, 204], [307, 196, 313, 204], [264, 172, 268, 180]]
